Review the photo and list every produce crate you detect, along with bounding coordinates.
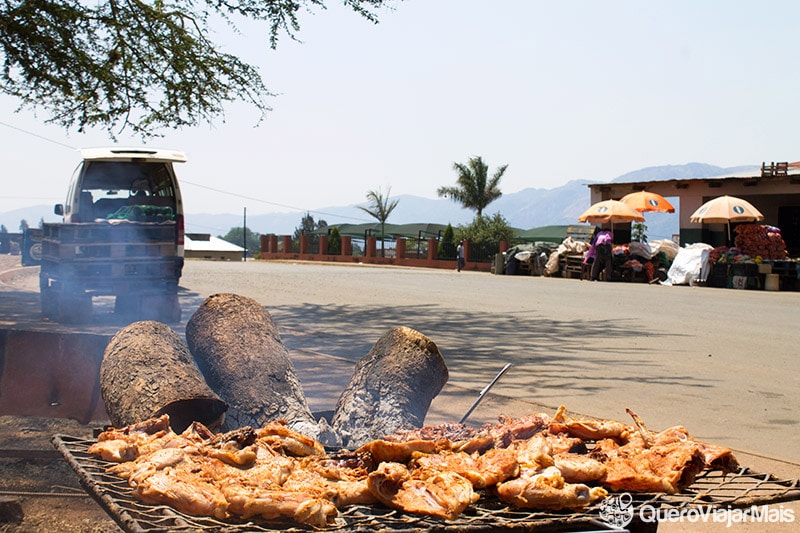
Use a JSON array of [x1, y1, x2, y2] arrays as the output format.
[[729, 263, 758, 277], [707, 262, 728, 288]]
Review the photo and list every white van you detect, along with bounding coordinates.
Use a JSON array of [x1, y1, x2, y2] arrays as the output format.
[[55, 146, 187, 257], [42, 147, 188, 323]]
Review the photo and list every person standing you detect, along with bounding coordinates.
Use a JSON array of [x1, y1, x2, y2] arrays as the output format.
[[456, 241, 465, 272], [590, 230, 614, 281]]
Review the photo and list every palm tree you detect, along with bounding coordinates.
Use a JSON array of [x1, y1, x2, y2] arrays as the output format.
[[437, 156, 507, 217], [357, 187, 399, 257]]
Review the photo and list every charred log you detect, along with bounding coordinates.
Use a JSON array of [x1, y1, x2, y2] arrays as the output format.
[[100, 321, 227, 433], [332, 326, 449, 449], [185, 293, 323, 440]]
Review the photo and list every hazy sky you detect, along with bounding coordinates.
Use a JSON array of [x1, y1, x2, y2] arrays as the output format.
[[2, 0, 799, 219]]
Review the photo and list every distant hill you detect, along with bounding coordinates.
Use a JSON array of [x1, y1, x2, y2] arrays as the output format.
[[613, 162, 757, 183], [0, 205, 60, 232], [1, 163, 761, 242]]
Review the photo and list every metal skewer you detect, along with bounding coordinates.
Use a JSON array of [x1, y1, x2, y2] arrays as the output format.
[[458, 363, 513, 424]]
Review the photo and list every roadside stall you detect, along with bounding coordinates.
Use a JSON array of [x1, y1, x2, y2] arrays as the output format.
[[576, 200, 645, 281], [689, 195, 798, 290]]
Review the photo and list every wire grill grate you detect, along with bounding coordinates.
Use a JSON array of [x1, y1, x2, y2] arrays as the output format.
[[53, 435, 800, 533]]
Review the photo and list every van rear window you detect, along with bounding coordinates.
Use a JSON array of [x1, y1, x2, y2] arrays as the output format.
[[82, 161, 176, 199]]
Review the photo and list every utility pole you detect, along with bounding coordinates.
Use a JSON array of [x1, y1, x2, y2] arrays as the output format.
[[242, 207, 247, 262]]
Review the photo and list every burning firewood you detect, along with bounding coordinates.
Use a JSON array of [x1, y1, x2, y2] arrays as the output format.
[[100, 321, 227, 433], [185, 293, 328, 442], [331, 326, 449, 449]]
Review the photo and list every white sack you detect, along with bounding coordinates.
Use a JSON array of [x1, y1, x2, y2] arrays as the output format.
[[664, 243, 713, 285], [650, 239, 681, 260]]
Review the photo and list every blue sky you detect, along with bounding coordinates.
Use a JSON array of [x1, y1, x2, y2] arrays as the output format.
[[2, 0, 799, 217]]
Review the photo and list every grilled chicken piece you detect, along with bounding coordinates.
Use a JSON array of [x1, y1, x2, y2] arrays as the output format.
[[549, 405, 630, 441], [380, 414, 550, 454], [600, 439, 706, 493], [221, 485, 337, 527], [487, 414, 551, 448], [283, 457, 376, 507], [507, 432, 604, 484], [257, 421, 325, 457], [696, 442, 739, 473], [135, 470, 230, 519], [96, 414, 172, 442], [385, 423, 495, 454], [355, 438, 438, 463], [507, 433, 554, 470], [410, 448, 519, 489], [119, 447, 230, 519], [90, 414, 177, 461], [496, 465, 607, 510], [211, 443, 294, 488], [552, 453, 606, 484], [623, 423, 740, 475], [87, 439, 138, 462], [367, 462, 478, 520]]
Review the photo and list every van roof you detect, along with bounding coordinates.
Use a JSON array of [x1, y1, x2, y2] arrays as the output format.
[[79, 147, 188, 163]]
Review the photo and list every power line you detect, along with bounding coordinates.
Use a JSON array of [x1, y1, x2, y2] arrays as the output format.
[[180, 180, 371, 223], [0, 119, 372, 223], [0, 120, 77, 150]]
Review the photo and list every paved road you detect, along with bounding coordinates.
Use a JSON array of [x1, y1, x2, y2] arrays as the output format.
[[176, 259, 800, 463]]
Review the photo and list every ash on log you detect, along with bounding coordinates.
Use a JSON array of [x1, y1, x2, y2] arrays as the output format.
[[185, 293, 329, 441], [331, 326, 449, 449], [100, 321, 227, 433]]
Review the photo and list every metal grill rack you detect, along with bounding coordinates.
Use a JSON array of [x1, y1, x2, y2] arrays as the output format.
[[53, 435, 800, 533]]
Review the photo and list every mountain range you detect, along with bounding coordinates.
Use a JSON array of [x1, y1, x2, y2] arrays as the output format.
[[1, 162, 757, 242]]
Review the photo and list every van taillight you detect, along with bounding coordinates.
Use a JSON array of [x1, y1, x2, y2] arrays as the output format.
[[177, 215, 184, 246]]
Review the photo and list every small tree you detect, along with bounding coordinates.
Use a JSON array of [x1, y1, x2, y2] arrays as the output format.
[[328, 226, 342, 254], [455, 213, 514, 244], [19, 219, 29, 232], [357, 187, 399, 257], [438, 223, 455, 259], [220, 227, 261, 255], [293, 213, 327, 252], [632, 222, 648, 243]]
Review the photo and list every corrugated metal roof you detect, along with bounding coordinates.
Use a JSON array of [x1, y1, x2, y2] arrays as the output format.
[[185, 234, 243, 252]]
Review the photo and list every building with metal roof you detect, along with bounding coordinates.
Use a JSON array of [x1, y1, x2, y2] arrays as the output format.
[[588, 162, 800, 254]]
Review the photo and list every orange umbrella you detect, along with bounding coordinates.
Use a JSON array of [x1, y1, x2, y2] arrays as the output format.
[[689, 195, 763, 224], [578, 199, 645, 224], [620, 191, 675, 213], [689, 195, 764, 243]]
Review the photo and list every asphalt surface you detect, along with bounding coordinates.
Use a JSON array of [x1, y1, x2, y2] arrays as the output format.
[[1, 254, 799, 532]]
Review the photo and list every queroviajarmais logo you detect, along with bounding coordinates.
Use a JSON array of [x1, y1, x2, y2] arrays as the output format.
[[598, 493, 634, 528]]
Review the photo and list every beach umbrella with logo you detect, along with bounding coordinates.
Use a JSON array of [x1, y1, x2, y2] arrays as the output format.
[[578, 199, 645, 225], [620, 191, 675, 213], [689, 195, 764, 243]]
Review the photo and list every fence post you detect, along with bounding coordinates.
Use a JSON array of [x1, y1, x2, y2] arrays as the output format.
[[463, 240, 471, 266], [427, 238, 437, 261], [396, 237, 406, 259], [342, 236, 352, 256], [282, 235, 292, 253], [299, 234, 309, 254], [319, 235, 328, 255], [366, 236, 377, 258], [499, 241, 509, 253]]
